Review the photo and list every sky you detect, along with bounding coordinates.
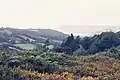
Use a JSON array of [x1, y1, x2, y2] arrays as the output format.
[[0, 0, 120, 36]]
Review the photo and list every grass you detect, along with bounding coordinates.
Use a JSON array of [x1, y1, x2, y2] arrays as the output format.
[[14, 44, 36, 50]]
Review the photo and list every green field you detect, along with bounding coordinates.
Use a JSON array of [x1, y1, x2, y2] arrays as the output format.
[[14, 44, 36, 50]]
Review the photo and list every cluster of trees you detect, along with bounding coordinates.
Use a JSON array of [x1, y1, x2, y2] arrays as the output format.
[[54, 34, 80, 54], [54, 31, 120, 55]]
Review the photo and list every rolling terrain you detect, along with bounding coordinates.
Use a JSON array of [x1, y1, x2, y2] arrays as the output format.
[[0, 27, 68, 51]]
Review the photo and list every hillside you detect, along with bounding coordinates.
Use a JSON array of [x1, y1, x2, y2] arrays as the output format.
[[0, 27, 68, 44]]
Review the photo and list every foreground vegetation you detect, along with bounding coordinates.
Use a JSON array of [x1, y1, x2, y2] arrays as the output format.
[[0, 48, 120, 80]]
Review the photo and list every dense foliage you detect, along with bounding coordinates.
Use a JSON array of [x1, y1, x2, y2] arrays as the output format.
[[55, 31, 120, 55], [0, 49, 120, 80]]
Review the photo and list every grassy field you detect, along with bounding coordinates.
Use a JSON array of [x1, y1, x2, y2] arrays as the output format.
[[14, 44, 36, 50]]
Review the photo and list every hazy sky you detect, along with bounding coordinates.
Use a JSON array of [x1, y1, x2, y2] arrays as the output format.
[[0, 0, 120, 35]]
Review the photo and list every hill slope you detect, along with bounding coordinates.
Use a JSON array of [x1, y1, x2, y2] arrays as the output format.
[[0, 27, 68, 44]]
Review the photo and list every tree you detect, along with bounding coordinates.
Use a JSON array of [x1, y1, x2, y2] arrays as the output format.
[[86, 44, 99, 54], [44, 38, 50, 46], [61, 34, 81, 53], [94, 32, 120, 51], [61, 33, 74, 47], [73, 45, 86, 55], [71, 36, 80, 51], [80, 37, 92, 50]]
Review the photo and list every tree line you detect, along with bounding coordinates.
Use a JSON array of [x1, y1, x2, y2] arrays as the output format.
[[54, 31, 120, 55]]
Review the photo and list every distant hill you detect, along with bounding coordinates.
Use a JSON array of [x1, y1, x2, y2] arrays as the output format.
[[0, 27, 68, 45]]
